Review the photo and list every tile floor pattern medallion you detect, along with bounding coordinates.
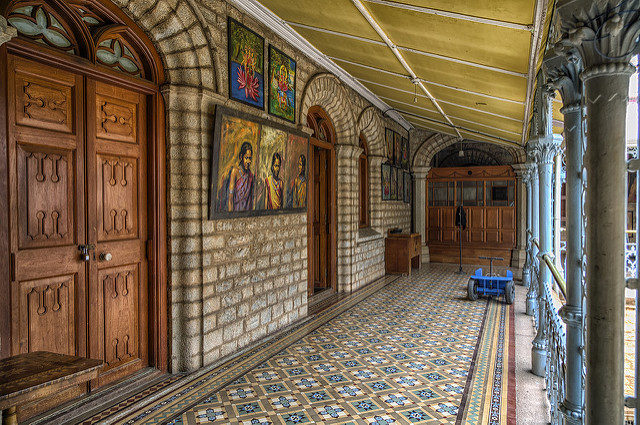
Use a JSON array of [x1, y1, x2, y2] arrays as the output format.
[[101, 265, 514, 424]]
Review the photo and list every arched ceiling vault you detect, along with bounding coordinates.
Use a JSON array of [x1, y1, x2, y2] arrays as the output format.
[[231, 0, 559, 148]]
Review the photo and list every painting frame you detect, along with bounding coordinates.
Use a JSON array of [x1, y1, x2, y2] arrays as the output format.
[[394, 132, 402, 167], [385, 128, 394, 164], [381, 163, 391, 201], [401, 136, 410, 170], [268, 45, 296, 123], [227, 17, 265, 110], [209, 106, 309, 220]]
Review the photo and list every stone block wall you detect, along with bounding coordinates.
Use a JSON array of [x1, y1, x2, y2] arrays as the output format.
[[114, 0, 414, 372]]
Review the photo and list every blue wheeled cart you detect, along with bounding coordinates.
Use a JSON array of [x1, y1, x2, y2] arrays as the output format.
[[467, 256, 515, 304]]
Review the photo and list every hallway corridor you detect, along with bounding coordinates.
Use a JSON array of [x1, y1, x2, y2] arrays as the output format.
[[90, 265, 515, 424]]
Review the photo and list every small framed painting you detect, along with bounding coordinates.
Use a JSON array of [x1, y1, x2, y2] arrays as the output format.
[[268, 45, 296, 123], [394, 132, 402, 167], [228, 17, 265, 110], [390, 166, 398, 200], [402, 136, 410, 170], [403, 171, 411, 203], [381, 163, 391, 201], [385, 128, 394, 163]]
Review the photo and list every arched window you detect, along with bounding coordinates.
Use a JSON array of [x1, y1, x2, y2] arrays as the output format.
[[359, 134, 370, 228], [4, 0, 161, 83]]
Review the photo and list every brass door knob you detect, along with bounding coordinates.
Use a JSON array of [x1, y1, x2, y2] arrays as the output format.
[[99, 252, 112, 262]]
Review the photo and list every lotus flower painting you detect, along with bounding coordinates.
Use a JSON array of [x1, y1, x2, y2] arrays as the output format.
[[228, 18, 264, 109], [268, 46, 296, 122]]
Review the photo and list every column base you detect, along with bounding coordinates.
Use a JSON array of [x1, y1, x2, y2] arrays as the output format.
[[522, 268, 531, 288], [526, 292, 537, 316], [531, 342, 546, 377], [421, 245, 430, 263], [560, 400, 583, 425]]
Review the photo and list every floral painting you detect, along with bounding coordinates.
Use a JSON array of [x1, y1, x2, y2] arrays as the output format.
[[385, 128, 394, 164], [228, 17, 264, 109], [403, 171, 411, 203], [381, 163, 391, 201], [390, 166, 397, 200], [402, 136, 410, 170], [268, 46, 296, 123], [394, 132, 402, 167]]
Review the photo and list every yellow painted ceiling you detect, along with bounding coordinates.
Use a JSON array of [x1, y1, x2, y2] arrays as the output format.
[[258, 0, 555, 147]]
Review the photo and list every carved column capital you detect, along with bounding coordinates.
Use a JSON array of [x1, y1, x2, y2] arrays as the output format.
[[0, 16, 17, 47], [529, 134, 563, 165], [413, 166, 430, 180], [544, 47, 584, 109], [555, 0, 640, 79]]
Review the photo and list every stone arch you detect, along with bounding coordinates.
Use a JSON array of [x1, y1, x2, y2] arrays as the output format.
[[412, 133, 526, 167], [110, 0, 219, 92], [356, 105, 386, 157], [300, 72, 357, 146]]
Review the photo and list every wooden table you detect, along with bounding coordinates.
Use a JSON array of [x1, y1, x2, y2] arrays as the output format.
[[0, 352, 103, 425], [385, 232, 421, 276]]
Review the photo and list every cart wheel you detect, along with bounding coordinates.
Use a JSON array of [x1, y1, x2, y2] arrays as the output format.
[[505, 280, 515, 304], [468, 278, 478, 301]]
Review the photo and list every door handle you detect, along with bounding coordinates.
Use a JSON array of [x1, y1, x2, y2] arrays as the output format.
[[99, 252, 112, 262], [78, 244, 95, 262]]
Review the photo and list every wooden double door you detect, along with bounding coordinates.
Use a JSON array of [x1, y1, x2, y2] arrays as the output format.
[[7, 55, 149, 387]]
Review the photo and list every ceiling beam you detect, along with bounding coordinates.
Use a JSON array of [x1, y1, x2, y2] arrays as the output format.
[[288, 21, 527, 77], [226, 0, 412, 130], [330, 56, 525, 104], [520, 0, 551, 144], [351, 0, 462, 139], [362, 0, 533, 32], [379, 96, 522, 136], [359, 78, 523, 122]]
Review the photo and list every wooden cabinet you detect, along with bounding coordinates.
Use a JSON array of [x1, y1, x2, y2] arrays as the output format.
[[385, 233, 421, 276]]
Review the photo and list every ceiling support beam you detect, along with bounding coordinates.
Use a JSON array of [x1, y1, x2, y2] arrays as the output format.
[[288, 21, 527, 77], [521, 0, 551, 143], [350, 0, 462, 139], [379, 96, 522, 136], [225, 0, 412, 130], [362, 0, 533, 32], [330, 56, 525, 104], [360, 78, 523, 122], [397, 109, 521, 147]]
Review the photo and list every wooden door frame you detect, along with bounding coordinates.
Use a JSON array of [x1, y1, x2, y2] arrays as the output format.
[[0, 30, 168, 372], [307, 137, 337, 297]]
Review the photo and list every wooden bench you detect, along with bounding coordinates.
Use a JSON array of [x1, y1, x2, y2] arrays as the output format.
[[385, 232, 421, 276], [0, 352, 103, 425]]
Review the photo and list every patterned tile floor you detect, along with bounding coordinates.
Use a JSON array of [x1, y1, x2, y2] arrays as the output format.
[[106, 264, 514, 424]]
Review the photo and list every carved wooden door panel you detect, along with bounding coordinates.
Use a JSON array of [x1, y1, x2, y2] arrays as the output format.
[[86, 80, 148, 386], [8, 55, 87, 358], [312, 145, 329, 294]]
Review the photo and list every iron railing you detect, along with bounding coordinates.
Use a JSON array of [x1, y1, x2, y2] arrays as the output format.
[[530, 234, 568, 424]]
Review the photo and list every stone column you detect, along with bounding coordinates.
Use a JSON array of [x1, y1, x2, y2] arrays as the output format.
[[521, 164, 534, 290], [0, 17, 17, 47], [555, 2, 638, 421], [369, 155, 385, 233], [512, 164, 529, 277], [413, 166, 430, 262], [544, 49, 585, 424], [335, 144, 363, 293], [526, 153, 540, 316]]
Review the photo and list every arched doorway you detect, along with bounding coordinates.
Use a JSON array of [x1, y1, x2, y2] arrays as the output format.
[[0, 0, 167, 417], [306, 106, 336, 297]]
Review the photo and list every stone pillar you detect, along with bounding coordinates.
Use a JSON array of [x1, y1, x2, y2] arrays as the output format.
[[413, 166, 430, 262], [335, 144, 363, 293], [553, 154, 563, 273], [511, 164, 529, 277], [0, 17, 17, 47], [526, 153, 540, 316], [521, 164, 534, 290], [555, 2, 638, 421], [369, 155, 385, 233], [544, 49, 585, 424]]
